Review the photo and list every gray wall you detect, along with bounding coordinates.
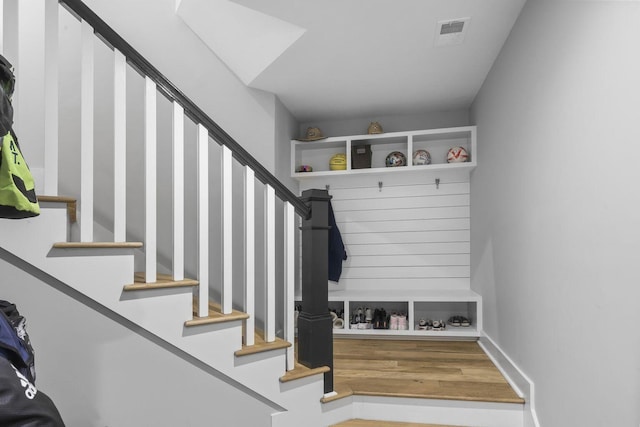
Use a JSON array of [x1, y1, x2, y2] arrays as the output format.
[[0, 253, 276, 427], [82, 0, 280, 174], [470, 1, 640, 426], [300, 109, 469, 139]]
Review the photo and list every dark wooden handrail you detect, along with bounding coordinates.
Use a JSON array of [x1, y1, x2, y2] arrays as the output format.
[[59, 0, 309, 218]]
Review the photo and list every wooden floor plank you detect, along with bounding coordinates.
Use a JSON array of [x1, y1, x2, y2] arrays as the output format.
[[332, 338, 524, 404]]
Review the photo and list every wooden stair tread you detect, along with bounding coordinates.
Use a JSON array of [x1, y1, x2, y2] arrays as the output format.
[[321, 382, 353, 403], [37, 195, 76, 203], [37, 195, 77, 223], [235, 330, 291, 357], [52, 241, 143, 249], [280, 362, 330, 383], [184, 300, 249, 327], [331, 420, 466, 427], [123, 272, 198, 291]]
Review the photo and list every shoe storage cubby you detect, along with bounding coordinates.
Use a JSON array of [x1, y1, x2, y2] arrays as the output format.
[[325, 290, 482, 338], [413, 301, 479, 337], [347, 301, 409, 332], [291, 125, 476, 178]]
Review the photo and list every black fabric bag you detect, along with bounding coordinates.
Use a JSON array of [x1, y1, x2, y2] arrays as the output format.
[[0, 301, 65, 426], [0, 357, 65, 426], [0, 300, 35, 383]]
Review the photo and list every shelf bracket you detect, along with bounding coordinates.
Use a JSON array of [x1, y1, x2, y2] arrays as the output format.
[[435, 178, 440, 189], [378, 181, 383, 192]]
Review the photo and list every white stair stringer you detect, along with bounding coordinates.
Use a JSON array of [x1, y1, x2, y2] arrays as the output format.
[[0, 208, 330, 427]]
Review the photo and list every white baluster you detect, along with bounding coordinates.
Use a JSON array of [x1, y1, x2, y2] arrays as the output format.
[[284, 201, 295, 370], [144, 76, 157, 283], [0, 0, 4, 52], [265, 184, 276, 342], [197, 124, 209, 317], [222, 145, 233, 314], [172, 102, 184, 281], [44, 0, 58, 195], [1, 0, 19, 132], [244, 166, 255, 346], [80, 20, 94, 242], [113, 49, 126, 242]]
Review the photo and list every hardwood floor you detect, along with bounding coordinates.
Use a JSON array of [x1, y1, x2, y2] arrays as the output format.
[[332, 338, 523, 404]]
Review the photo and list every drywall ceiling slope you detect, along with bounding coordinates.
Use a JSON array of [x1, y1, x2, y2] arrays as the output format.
[[176, 0, 305, 85], [182, 0, 527, 122]]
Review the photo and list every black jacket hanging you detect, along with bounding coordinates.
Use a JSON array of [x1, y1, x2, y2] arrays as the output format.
[[328, 201, 347, 282]]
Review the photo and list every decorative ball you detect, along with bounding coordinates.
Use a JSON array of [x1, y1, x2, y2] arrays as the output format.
[[447, 146, 469, 163], [385, 151, 407, 167], [329, 153, 347, 170], [296, 165, 313, 172], [412, 149, 432, 165]]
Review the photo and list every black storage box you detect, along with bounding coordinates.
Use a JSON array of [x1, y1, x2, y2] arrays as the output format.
[[351, 144, 372, 169]]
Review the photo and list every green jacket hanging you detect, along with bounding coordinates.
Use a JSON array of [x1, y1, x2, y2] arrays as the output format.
[[0, 130, 39, 218]]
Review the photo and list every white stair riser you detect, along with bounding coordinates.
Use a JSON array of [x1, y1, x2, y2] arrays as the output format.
[[348, 396, 523, 427]]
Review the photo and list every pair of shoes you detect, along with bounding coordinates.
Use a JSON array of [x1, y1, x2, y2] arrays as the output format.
[[390, 313, 408, 330], [447, 315, 471, 327], [373, 308, 388, 329], [417, 318, 433, 330], [431, 319, 446, 331], [351, 307, 376, 329]]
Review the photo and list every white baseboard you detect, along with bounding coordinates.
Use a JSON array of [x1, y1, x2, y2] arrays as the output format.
[[478, 334, 540, 427]]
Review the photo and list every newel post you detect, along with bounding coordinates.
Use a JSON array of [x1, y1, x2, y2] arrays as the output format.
[[298, 188, 333, 394]]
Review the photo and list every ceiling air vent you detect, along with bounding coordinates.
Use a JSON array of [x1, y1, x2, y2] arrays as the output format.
[[435, 17, 470, 47]]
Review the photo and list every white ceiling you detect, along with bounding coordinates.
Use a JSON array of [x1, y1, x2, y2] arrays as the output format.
[[176, 0, 527, 122]]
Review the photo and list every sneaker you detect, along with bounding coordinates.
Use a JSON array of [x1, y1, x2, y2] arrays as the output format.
[[350, 313, 359, 328], [417, 318, 433, 330], [448, 316, 461, 327], [365, 307, 373, 323], [373, 309, 382, 329], [398, 313, 408, 330], [432, 319, 445, 331], [382, 309, 389, 329], [389, 313, 399, 330]]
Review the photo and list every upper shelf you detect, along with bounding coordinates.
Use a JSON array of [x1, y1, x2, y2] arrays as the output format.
[[291, 125, 477, 179]]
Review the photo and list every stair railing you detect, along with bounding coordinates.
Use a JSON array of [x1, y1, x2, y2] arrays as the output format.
[[0, 0, 336, 377]]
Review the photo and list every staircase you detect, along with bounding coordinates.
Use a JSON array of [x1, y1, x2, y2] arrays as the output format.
[[0, 1, 527, 426], [1, 0, 328, 425]]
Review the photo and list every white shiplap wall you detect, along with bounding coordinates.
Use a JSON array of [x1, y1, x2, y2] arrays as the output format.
[[299, 171, 471, 293]]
